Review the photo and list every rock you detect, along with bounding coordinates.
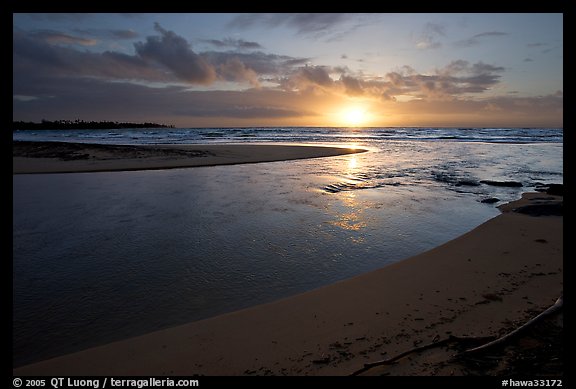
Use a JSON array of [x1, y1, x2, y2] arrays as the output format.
[[514, 203, 563, 216], [534, 183, 563, 196], [546, 184, 563, 196], [481, 198, 500, 204], [456, 180, 481, 187], [480, 180, 523, 187]]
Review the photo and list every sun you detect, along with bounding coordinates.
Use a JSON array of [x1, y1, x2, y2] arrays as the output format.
[[341, 108, 368, 127]]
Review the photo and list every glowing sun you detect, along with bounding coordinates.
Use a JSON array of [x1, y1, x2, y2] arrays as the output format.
[[342, 108, 368, 127]]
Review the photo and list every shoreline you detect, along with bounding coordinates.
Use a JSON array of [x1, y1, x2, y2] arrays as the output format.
[[12, 141, 367, 174], [13, 192, 563, 375]]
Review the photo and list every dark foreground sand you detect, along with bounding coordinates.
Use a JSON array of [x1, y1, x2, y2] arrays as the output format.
[[13, 141, 366, 174], [14, 192, 562, 376]]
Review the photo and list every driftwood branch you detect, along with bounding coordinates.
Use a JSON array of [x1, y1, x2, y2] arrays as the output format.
[[459, 294, 563, 356], [350, 336, 454, 376], [350, 294, 563, 376]]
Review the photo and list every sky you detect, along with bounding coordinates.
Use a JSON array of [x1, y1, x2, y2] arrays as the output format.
[[13, 13, 563, 128]]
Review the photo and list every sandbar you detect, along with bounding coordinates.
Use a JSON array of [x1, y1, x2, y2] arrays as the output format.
[[13, 141, 367, 174]]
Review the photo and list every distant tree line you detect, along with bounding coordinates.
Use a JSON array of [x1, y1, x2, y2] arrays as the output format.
[[13, 119, 175, 130]]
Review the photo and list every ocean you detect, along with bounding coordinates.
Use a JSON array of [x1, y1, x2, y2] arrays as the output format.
[[12, 126, 563, 145], [13, 127, 563, 366]]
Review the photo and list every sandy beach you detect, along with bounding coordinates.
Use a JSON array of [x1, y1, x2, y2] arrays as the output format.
[[14, 192, 562, 376], [13, 141, 366, 174]]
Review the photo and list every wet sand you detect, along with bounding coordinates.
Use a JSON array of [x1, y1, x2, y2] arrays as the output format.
[[13, 192, 562, 376], [12, 141, 366, 174]]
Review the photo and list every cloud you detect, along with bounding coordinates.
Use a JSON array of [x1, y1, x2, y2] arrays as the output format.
[[386, 92, 563, 127], [110, 29, 139, 39], [524, 58, 534, 62], [203, 51, 308, 78], [13, 76, 318, 125], [20, 13, 94, 22], [279, 65, 338, 94], [283, 13, 350, 33], [229, 13, 350, 34], [13, 30, 174, 84], [227, 13, 377, 41], [14, 22, 507, 104], [217, 57, 260, 87], [14, 24, 313, 91], [134, 23, 216, 84], [475, 31, 508, 38], [454, 31, 508, 48], [339, 75, 363, 96], [202, 38, 262, 50], [280, 60, 506, 101], [174, 105, 312, 118], [30, 30, 98, 46], [13, 73, 562, 128], [73, 28, 140, 40], [415, 23, 445, 50], [408, 61, 505, 97], [13, 95, 39, 102], [297, 66, 334, 86], [482, 94, 563, 116]]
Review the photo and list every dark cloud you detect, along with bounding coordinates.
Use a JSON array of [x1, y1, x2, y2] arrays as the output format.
[[526, 42, 557, 54], [134, 23, 216, 84], [524, 58, 534, 62], [454, 31, 509, 48], [73, 28, 139, 40], [474, 31, 508, 38], [203, 51, 308, 77], [202, 38, 262, 50], [26, 27, 139, 48], [20, 13, 93, 22], [297, 66, 334, 86], [110, 29, 139, 39], [14, 24, 311, 91], [388, 92, 563, 127], [13, 76, 316, 124], [332, 66, 350, 74], [13, 30, 173, 84], [481, 94, 564, 116], [282, 58, 309, 67], [30, 30, 97, 46]]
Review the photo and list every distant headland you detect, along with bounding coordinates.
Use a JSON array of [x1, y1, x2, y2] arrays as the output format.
[[12, 120, 175, 130]]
